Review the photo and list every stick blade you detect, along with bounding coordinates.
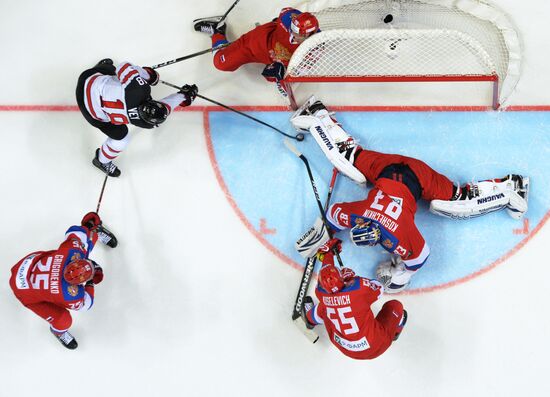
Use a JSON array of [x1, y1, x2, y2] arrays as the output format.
[[293, 317, 319, 343]]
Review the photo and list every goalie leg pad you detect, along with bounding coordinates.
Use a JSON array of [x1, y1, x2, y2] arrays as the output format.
[[430, 175, 529, 220], [295, 217, 329, 259], [291, 105, 366, 184]]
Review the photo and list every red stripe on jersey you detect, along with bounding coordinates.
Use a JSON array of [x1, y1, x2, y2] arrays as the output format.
[[117, 63, 131, 80], [121, 70, 138, 85], [161, 101, 172, 115], [106, 144, 121, 154], [85, 74, 102, 121]]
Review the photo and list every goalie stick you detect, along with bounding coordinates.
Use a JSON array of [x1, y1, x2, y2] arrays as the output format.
[[291, 168, 338, 343], [284, 139, 345, 266]]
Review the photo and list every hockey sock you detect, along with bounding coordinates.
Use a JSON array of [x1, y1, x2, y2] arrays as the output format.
[[212, 33, 229, 52], [98, 135, 130, 164]]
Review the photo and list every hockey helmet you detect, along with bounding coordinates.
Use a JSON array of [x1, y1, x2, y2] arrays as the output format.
[[350, 220, 381, 246], [137, 99, 169, 126], [290, 12, 319, 43], [319, 265, 344, 294], [63, 259, 94, 285]]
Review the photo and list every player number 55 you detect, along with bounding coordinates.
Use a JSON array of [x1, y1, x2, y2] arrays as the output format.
[[326, 306, 359, 335]]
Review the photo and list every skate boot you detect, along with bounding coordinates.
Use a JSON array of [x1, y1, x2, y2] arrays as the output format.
[[301, 296, 316, 330], [193, 16, 227, 36], [93, 149, 121, 177], [505, 174, 529, 220], [393, 310, 408, 341], [50, 328, 78, 350], [97, 224, 118, 248]]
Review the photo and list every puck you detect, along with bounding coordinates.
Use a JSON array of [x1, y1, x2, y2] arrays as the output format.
[[383, 14, 393, 23]]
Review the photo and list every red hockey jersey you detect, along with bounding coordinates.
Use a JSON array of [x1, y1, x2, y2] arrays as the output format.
[[10, 225, 97, 311]]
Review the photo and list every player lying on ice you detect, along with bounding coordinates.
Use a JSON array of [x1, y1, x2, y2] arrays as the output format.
[[193, 7, 319, 84], [9, 212, 116, 349], [293, 97, 530, 293], [76, 58, 198, 177], [302, 238, 407, 360]]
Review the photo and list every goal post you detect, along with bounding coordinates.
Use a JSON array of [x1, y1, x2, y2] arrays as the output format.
[[283, 0, 521, 109]]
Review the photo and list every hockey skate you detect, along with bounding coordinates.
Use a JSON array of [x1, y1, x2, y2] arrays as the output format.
[[393, 310, 408, 341], [50, 328, 78, 350], [301, 296, 316, 330], [92, 149, 121, 178], [97, 224, 118, 248], [506, 175, 529, 220], [193, 16, 227, 36]]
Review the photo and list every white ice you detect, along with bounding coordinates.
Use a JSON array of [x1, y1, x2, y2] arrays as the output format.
[[1, 1, 549, 396]]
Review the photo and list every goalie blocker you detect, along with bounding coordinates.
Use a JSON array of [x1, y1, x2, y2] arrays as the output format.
[[291, 96, 530, 293]]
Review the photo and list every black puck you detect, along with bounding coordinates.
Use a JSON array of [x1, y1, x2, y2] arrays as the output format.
[[383, 14, 393, 23], [296, 133, 305, 141]]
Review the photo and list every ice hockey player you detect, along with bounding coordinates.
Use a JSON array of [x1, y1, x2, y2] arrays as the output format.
[[76, 59, 198, 177], [293, 97, 530, 293], [302, 238, 407, 360], [193, 7, 319, 83], [8, 212, 115, 349]]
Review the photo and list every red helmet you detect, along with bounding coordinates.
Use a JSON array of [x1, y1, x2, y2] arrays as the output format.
[[63, 259, 94, 285], [319, 265, 344, 293], [291, 12, 319, 37]]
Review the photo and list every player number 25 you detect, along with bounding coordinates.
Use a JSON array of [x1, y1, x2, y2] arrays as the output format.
[[31, 257, 52, 290], [326, 306, 359, 335], [370, 190, 402, 220]]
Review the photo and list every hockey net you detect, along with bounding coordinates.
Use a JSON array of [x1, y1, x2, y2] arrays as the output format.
[[283, 0, 521, 109]]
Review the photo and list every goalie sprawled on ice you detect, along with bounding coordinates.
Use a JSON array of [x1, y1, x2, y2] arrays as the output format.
[[293, 97, 530, 293]]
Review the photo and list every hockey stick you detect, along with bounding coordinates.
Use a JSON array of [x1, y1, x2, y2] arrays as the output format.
[[150, 43, 231, 70], [96, 175, 108, 214], [220, 0, 241, 21], [284, 139, 344, 267], [291, 168, 338, 343], [160, 80, 305, 141], [151, 0, 240, 69]]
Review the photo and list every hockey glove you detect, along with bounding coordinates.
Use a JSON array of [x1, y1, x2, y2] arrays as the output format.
[[340, 267, 356, 282], [316, 238, 342, 263], [261, 62, 286, 82], [81, 212, 102, 231], [143, 67, 160, 86], [179, 84, 198, 106], [91, 260, 104, 285]]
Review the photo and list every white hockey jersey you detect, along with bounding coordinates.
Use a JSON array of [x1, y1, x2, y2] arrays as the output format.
[[83, 61, 186, 129]]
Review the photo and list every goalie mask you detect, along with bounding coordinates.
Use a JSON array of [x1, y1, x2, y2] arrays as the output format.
[[63, 259, 94, 285], [350, 220, 381, 247], [138, 99, 169, 126], [319, 265, 344, 294], [290, 12, 319, 44]]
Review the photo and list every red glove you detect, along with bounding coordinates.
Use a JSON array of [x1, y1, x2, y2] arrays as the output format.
[[143, 67, 159, 86], [91, 261, 104, 285], [318, 238, 342, 255], [81, 212, 101, 230], [316, 238, 342, 264], [341, 267, 356, 282]]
